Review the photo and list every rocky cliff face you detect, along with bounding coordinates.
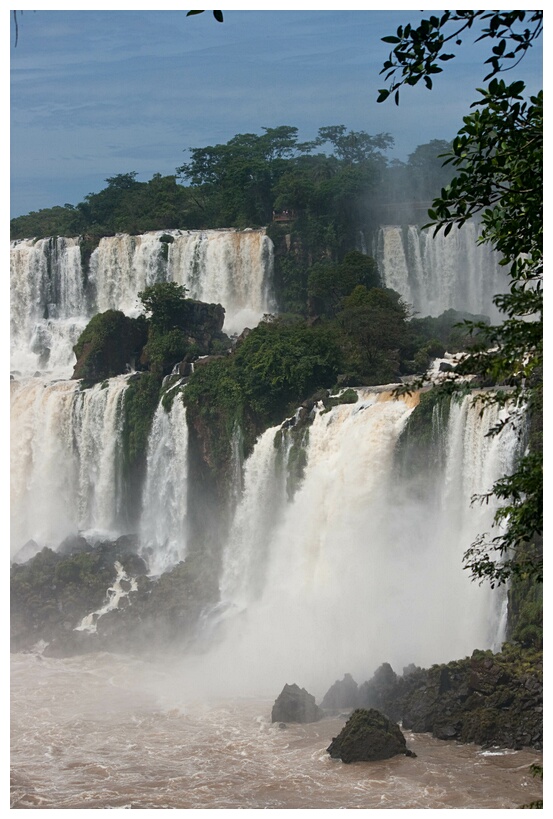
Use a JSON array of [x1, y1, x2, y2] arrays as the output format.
[[356, 653, 543, 751]]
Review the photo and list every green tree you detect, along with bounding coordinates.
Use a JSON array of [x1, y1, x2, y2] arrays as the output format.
[[138, 282, 189, 333], [307, 251, 380, 318], [378, 10, 543, 587], [337, 286, 410, 384]]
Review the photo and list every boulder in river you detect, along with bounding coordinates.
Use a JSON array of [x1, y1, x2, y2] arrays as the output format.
[[327, 708, 416, 763]]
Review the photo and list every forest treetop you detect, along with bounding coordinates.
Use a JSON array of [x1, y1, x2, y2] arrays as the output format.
[[10, 126, 453, 243]]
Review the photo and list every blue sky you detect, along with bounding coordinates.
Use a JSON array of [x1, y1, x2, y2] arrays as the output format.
[[9, 5, 543, 218]]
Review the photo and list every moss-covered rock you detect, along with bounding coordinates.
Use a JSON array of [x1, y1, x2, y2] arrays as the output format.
[[10, 539, 148, 652], [355, 649, 542, 751], [72, 310, 148, 384], [327, 708, 415, 762]]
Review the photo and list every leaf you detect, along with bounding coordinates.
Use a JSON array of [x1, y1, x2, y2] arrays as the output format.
[[213, 10, 224, 22], [376, 89, 390, 103], [382, 36, 401, 43], [186, 10, 205, 16]]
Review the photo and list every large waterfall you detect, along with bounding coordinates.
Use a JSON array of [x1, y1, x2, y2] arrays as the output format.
[[375, 223, 508, 320], [10, 229, 275, 378], [185, 389, 520, 696], [10, 225, 521, 691]]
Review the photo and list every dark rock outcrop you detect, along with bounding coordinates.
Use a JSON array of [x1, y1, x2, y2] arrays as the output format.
[[352, 652, 542, 751], [327, 708, 415, 763], [72, 310, 148, 382], [357, 662, 400, 720], [271, 683, 323, 724], [399, 650, 543, 750], [321, 673, 359, 711]]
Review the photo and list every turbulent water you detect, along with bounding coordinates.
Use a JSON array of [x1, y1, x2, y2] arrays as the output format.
[[375, 223, 507, 320], [11, 652, 542, 809], [139, 395, 189, 576]]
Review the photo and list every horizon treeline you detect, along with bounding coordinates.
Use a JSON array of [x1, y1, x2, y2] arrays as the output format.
[[10, 126, 453, 243]]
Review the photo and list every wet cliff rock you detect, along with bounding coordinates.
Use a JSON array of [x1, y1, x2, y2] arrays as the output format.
[[271, 683, 323, 724], [321, 673, 359, 712], [72, 310, 148, 383], [358, 652, 542, 751]]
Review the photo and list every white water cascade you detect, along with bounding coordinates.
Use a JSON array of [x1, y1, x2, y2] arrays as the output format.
[[10, 228, 275, 560], [89, 229, 275, 336], [10, 237, 90, 377], [10, 229, 275, 378], [190, 388, 521, 698], [375, 223, 508, 320], [10, 376, 130, 559], [139, 396, 189, 576]]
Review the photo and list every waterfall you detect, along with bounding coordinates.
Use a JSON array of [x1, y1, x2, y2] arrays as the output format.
[[10, 237, 89, 377], [90, 229, 275, 335], [10, 229, 275, 378], [219, 425, 288, 609], [375, 223, 508, 320], [167, 230, 276, 334], [194, 389, 520, 697], [10, 376, 129, 560], [139, 395, 189, 576], [10, 225, 524, 688]]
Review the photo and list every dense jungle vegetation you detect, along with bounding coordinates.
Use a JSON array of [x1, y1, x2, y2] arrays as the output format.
[[10, 127, 453, 247]]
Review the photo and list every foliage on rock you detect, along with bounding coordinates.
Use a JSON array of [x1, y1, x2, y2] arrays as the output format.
[[10, 540, 147, 652], [357, 648, 542, 751]]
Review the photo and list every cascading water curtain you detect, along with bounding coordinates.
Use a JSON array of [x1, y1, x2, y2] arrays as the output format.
[[10, 376, 130, 559], [139, 395, 190, 576], [375, 223, 507, 320], [205, 389, 522, 696]]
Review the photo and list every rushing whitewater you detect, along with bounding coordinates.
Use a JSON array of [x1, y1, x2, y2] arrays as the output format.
[[375, 223, 507, 320], [139, 396, 189, 576], [10, 225, 521, 689], [10, 376, 130, 556], [10, 229, 274, 377], [176, 388, 521, 699]]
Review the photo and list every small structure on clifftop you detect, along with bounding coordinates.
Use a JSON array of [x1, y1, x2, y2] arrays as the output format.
[[327, 708, 416, 763]]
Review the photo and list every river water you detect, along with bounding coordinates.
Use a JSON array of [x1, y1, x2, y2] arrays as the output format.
[[11, 651, 542, 810]]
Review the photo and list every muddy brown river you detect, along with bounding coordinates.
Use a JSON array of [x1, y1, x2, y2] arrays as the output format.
[[11, 652, 542, 809]]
